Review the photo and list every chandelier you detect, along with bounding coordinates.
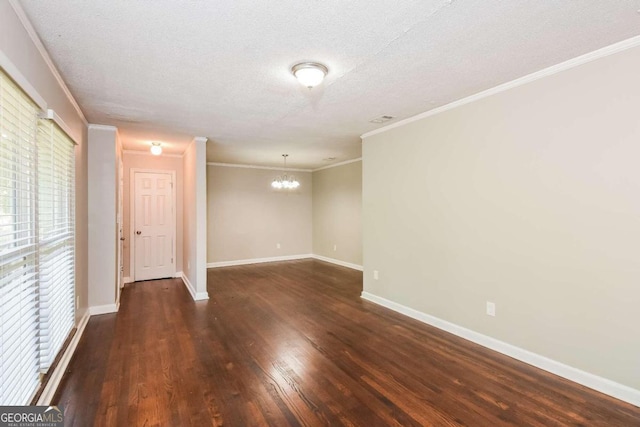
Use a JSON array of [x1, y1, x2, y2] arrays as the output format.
[[271, 154, 300, 190]]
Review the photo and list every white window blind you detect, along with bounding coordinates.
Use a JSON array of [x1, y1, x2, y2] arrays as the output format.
[[0, 68, 77, 405], [0, 70, 40, 405], [37, 118, 75, 372]]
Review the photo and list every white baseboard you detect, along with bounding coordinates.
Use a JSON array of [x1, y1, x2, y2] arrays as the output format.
[[195, 291, 209, 300], [361, 291, 640, 407], [174, 271, 183, 278], [123, 276, 132, 284], [89, 303, 119, 316], [207, 254, 313, 268], [206, 254, 364, 271], [37, 309, 90, 405], [180, 272, 209, 301], [311, 254, 363, 271]]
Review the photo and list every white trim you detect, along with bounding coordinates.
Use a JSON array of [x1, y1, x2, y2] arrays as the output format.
[[0, 50, 47, 110], [88, 124, 117, 132], [129, 169, 177, 282], [123, 149, 184, 158], [312, 158, 362, 172], [207, 162, 312, 173], [361, 291, 640, 407], [36, 309, 90, 405], [41, 109, 79, 145], [89, 303, 119, 316], [180, 272, 209, 301], [123, 276, 132, 284], [311, 254, 363, 271], [174, 271, 183, 278], [8, 0, 88, 125], [207, 254, 312, 268], [361, 35, 640, 139]]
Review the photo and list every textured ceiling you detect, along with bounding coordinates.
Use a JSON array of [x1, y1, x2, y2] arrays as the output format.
[[19, 0, 640, 168]]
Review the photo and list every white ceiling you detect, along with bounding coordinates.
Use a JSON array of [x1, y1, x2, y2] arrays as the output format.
[[19, 0, 640, 169]]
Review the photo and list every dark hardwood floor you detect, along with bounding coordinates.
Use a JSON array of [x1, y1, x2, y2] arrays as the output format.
[[54, 259, 640, 426]]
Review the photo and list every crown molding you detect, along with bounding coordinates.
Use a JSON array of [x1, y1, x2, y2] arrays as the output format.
[[8, 0, 88, 126], [312, 157, 362, 172], [193, 136, 208, 144], [362, 34, 640, 139], [123, 149, 183, 158], [207, 162, 312, 173], [88, 124, 118, 132]]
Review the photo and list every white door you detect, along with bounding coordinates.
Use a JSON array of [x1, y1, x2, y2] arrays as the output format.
[[133, 172, 175, 281]]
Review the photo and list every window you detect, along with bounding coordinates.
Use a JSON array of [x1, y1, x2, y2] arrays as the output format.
[[37, 118, 75, 372], [0, 69, 75, 405]]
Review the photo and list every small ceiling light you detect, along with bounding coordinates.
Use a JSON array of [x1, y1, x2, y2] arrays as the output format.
[[292, 62, 328, 88], [271, 154, 300, 190], [150, 141, 162, 156]]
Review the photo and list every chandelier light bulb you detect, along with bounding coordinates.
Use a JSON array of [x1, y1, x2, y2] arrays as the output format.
[[271, 154, 300, 190]]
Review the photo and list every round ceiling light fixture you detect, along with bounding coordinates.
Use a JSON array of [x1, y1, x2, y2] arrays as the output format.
[[150, 141, 162, 156], [291, 62, 328, 88]]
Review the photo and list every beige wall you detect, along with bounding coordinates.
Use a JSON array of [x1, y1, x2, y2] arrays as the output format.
[[363, 45, 640, 390], [312, 161, 362, 265], [122, 152, 184, 278], [183, 138, 208, 299], [87, 126, 118, 309], [0, 2, 89, 322], [207, 165, 312, 263]]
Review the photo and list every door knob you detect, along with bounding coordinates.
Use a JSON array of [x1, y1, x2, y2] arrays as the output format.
[[136, 231, 141, 235]]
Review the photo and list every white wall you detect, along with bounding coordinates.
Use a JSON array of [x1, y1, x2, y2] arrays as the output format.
[[207, 165, 312, 264], [312, 161, 362, 266], [122, 152, 184, 278], [0, 1, 89, 322], [87, 125, 118, 310], [183, 138, 208, 300], [362, 44, 640, 393]]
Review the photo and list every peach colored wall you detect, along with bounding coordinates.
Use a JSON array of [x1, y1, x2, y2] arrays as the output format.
[[122, 152, 184, 278]]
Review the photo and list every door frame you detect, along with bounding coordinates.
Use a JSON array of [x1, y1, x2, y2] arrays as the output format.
[[129, 168, 177, 282]]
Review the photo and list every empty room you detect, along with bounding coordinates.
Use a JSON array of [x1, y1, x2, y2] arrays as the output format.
[[1, 1, 639, 426]]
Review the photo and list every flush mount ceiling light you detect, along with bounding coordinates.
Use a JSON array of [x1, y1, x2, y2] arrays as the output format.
[[271, 154, 300, 190], [150, 141, 162, 155], [291, 62, 328, 88]]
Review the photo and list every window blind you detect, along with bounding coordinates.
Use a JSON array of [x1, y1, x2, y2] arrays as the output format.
[[37, 119, 75, 372], [0, 70, 40, 405]]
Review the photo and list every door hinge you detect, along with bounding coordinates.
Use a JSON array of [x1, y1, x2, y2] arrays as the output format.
[[171, 257, 174, 263]]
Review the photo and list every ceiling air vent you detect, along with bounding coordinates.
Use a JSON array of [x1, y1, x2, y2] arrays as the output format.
[[369, 115, 395, 124]]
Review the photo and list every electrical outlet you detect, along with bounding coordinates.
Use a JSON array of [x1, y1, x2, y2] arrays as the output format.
[[373, 270, 379, 280], [276, 243, 281, 249], [76, 296, 79, 310], [333, 244, 337, 252], [486, 301, 496, 317], [187, 261, 190, 270]]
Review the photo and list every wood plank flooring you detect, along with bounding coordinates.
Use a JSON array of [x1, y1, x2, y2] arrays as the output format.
[[54, 259, 640, 426]]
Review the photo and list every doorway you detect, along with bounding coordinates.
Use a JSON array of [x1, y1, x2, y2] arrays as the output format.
[[130, 169, 176, 281]]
